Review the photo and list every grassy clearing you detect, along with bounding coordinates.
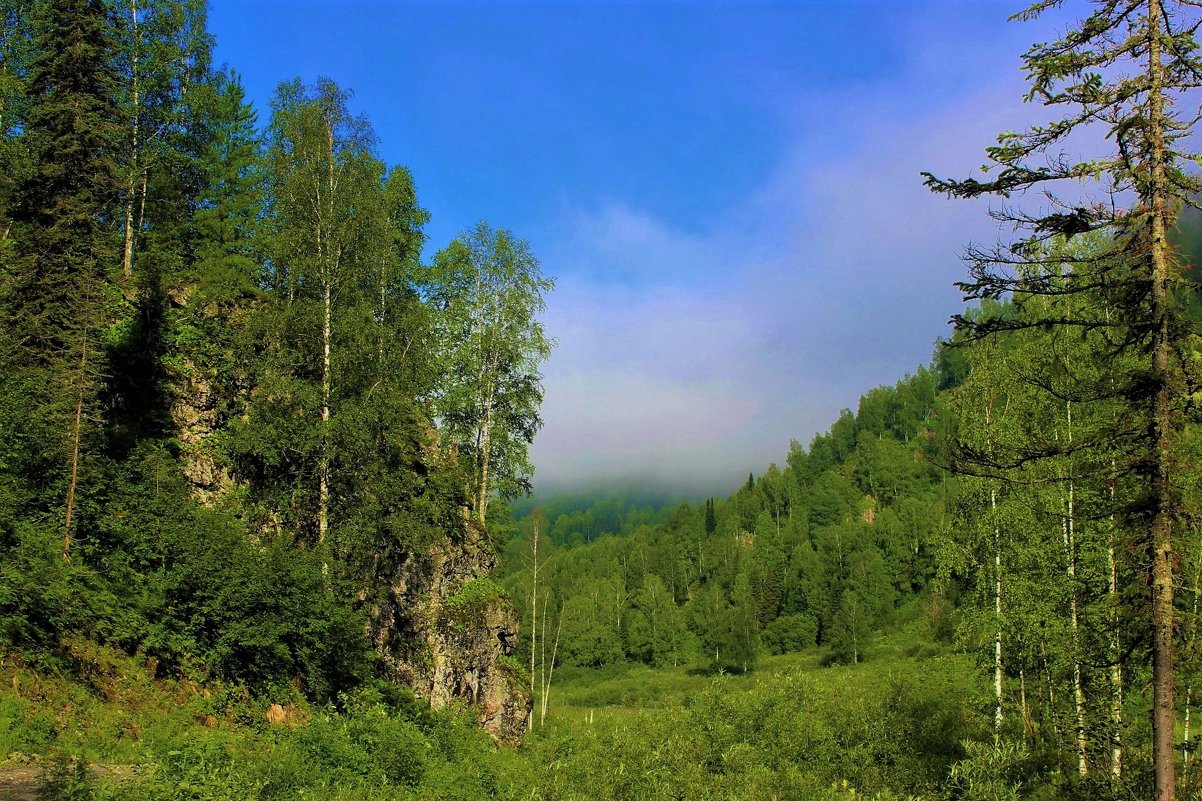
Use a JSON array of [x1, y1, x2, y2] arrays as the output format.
[[515, 624, 988, 801], [0, 619, 990, 801]]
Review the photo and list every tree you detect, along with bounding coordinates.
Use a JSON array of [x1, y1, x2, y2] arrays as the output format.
[[193, 70, 263, 304], [261, 77, 379, 545], [3, 0, 121, 560], [431, 221, 554, 525], [560, 577, 623, 668], [113, 0, 210, 284], [150, 68, 261, 503], [924, 3, 1202, 795], [828, 589, 871, 664], [373, 165, 430, 388], [720, 570, 760, 673], [627, 574, 684, 667], [0, 0, 33, 241]]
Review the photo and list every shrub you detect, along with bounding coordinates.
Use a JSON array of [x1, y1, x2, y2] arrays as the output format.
[[762, 614, 818, 655]]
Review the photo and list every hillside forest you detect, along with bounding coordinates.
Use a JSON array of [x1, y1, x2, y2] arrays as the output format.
[[3, 1, 1202, 801]]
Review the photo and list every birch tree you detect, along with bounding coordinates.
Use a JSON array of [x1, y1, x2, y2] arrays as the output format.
[[113, 0, 210, 284], [264, 78, 379, 544], [431, 221, 554, 526]]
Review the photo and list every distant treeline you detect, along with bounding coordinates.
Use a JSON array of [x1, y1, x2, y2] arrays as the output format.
[[508, 490, 694, 547], [498, 363, 946, 675]]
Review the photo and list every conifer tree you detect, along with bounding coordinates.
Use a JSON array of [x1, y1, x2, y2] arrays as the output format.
[[164, 68, 264, 495], [4, 0, 121, 559], [924, 3, 1202, 795], [192, 69, 263, 303], [0, 0, 32, 241]]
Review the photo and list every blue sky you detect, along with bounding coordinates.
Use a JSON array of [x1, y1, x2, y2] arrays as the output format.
[[208, 0, 1066, 494]]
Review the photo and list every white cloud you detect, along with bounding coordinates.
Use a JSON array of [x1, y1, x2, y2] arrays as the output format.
[[529, 30, 1051, 493]]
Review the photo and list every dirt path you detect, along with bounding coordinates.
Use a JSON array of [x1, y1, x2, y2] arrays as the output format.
[[0, 764, 133, 800], [0, 766, 40, 801]]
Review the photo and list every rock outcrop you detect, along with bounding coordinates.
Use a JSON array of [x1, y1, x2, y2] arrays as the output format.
[[166, 285, 240, 504], [365, 513, 531, 743], [166, 287, 529, 740], [171, 365, 235, 503]]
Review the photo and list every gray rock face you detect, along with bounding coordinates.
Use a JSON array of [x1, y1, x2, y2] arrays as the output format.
[[166, 288, 529, 740], [171, 366, 234, 503], [365, 512, 531, 743]]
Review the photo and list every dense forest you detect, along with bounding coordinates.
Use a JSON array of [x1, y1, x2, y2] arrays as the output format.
[[3, 0, 1202, 800], [0, 0, 558, 699]]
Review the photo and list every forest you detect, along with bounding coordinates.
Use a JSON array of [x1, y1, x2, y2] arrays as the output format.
[[2, 0, 1202, 800]]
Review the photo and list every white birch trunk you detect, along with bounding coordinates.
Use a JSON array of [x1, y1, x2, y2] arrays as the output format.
[[1063, 402, 1088, 777], [540, 603, 563, 727], [993, 485, 1004, 735], [122, 0, 140, 281], [528, 522, 538, 732]]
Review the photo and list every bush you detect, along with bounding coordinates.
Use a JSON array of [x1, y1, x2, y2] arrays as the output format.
[[762, 614, 818, 655], [36, 753, 92, 801]]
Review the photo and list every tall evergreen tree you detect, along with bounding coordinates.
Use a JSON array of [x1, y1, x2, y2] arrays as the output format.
[[0, 0, 32, 241], [168, 68, 264, 497], [924, 3, 1202, 796], [3, 0, 121, 559]]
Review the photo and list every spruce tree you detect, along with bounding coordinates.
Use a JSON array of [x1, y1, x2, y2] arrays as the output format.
[[4, 0, 121, 559], [924, 3, 1202, 796], [169, 68, 264, 497], [0, 0, 32, 240]]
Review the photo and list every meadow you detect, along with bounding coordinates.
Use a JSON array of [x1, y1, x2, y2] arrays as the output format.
[[0, 608, 1000, 801]]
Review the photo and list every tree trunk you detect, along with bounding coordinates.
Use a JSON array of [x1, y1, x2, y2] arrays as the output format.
[[1063, 401, 1088, 777], [63, 326, 88, 562], [528, 521, 538, 732], [540, 602, 563, 727], [993, 485, 1004, 735], [476, 367, 496, 526], [1106, 346, 1124, 780], [378, 257, 386, 363], [318, 276, 330, 545], [1147, 3, 1177, 797], [121, 0, 139, 281], [1184, 556, 1202, 766], [1109, 535, 1124, 780], [539, 595, 547, 719], [316, 118, 335, 549]]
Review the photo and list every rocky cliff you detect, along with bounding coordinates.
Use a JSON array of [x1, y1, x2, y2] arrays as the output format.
[[168, 286, 531, 741], [363, 513, 531, 743]]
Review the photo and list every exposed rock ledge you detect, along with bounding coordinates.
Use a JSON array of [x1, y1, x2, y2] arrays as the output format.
[[365, 514, 531, 743]]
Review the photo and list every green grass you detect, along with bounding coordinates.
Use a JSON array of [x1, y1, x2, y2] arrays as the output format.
[[0, 647, 530, 801], [1, 620, 991, 801], [513, 624, 988, 801]]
